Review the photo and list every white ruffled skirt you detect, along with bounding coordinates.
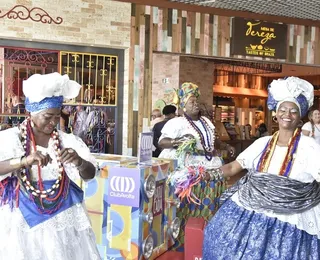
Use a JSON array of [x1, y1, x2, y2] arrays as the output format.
[[0, 203, 101, 260]]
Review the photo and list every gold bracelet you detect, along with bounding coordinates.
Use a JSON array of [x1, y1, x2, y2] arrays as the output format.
[[9, 157, 22, 168]]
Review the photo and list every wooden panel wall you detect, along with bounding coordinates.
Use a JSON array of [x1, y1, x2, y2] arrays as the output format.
[[127, 3, 320, 154]]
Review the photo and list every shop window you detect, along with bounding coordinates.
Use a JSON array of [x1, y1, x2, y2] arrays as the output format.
[[60, 51, 118, 106], [0, 47, 119, 154]]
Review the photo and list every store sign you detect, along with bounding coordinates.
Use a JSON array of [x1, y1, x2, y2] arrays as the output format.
[[231, 17, 287, 59], [152, 181, 165, 217], [107, 167, 140, 207], [138, 132, 153, 164]]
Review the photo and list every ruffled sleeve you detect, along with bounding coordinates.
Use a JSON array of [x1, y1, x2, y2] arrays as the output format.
[[159, 117, 184, 141], [302, 122, 312, 132], [0, 127, 25, 181], [303, 137, 320, 182], [236, 136, 271, 170], [59, 131, 97, 182]]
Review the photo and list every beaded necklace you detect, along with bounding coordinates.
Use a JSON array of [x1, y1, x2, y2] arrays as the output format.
[[184, 113, 214, 161], [19, 118, 70, 214], [256, 128, 301, 177]]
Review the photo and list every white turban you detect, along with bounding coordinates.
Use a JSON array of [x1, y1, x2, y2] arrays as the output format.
[[267, 77, 314, 117], [23, 73, 81, 114]]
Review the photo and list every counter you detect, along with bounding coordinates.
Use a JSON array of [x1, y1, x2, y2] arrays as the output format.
[[82, 154, 180, 260]]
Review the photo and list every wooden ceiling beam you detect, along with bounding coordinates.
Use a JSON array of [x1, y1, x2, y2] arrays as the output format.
[[117, 0, 320, 27]]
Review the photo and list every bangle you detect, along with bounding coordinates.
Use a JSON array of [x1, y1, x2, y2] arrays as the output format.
[[208, 168, 224, 181], [77, 158, 86, 171], [9, 157, 22, 168], [21, 157, 28, 168], [171, 139, 179, 148]]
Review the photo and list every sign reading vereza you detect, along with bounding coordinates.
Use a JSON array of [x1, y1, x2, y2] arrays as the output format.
[[231, 17, 287, 59]]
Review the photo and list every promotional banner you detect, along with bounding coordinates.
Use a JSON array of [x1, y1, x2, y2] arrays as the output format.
[[107, 167, 140, 207], [138, 132, 153, 164]]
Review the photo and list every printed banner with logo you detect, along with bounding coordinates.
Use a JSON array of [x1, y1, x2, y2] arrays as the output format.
[[138, 132, 153, 164], [231, 17, 287, 59], [107, 167, 140, 207]]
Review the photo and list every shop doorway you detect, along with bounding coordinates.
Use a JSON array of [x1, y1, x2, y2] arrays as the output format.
[[0, 41, 124, 154]]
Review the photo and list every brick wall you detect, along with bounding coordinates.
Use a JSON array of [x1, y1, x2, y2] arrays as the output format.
[[152, 54, 214, 111], [152, 53, 180, 109], [0, 0, 131, 154], [179, 57, 213, 108], [0, 0, 131, 47]]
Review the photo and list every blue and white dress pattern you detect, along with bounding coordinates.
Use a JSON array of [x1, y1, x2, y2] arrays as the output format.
[[203, 135, 320, 260]]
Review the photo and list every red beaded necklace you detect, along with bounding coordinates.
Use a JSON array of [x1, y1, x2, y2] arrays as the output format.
[[20, 118, 70, 214]]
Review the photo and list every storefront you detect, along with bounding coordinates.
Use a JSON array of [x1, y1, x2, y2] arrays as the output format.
[[129, 6, 320, 156], [0, 1, 132, 154]]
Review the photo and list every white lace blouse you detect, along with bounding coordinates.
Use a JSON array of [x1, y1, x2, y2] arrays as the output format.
[[158, 116, 222, 169], [0, 127, 97, 232], [233, 135, 320, 238]]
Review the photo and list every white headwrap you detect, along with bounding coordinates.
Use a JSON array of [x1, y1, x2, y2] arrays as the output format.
[[267, 77, 314, 117], [23, 73, 81, 114]]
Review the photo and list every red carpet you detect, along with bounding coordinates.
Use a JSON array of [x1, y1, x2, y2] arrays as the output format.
[[155, 251, 184, 260]]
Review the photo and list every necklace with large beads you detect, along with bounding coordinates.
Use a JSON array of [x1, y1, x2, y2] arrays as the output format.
[[184, 113, 215, 160], [256, 128, 301, 177], [19, 118, 70, 214]]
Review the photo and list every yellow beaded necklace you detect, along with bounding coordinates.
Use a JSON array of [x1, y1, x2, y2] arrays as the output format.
[[257, 128, 301, 176]]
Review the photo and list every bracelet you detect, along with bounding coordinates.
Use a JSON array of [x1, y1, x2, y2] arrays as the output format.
[[171, 139, 179, 148], [77, 158, 87, 171], [9, 157, 22, 168], [21, 157, 28, 167], [208, 168, 224, 181]]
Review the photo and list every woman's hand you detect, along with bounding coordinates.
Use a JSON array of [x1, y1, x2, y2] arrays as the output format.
[[60, 148, 82, 166], [25, 151, 52, 167], [172, 134, 195, 147]]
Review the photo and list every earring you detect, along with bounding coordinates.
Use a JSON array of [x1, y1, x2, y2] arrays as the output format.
[[272, 116, 278, 123], [183, 108, 187, 112], [31, 121, 35, 128]]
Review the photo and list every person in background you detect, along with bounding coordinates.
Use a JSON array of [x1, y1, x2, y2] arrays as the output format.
[[73, 105, 88, 141], [302, 108, 320, 145], [60, 105, 72, 133], [255, 123, 269, 138], [0, 72, 100, 259], [158, 82, 235, 248], [152, 105, 176, 157], [4, 95, 26, 127], [203, 77, 320, 259], [150, 108, 164, 129]]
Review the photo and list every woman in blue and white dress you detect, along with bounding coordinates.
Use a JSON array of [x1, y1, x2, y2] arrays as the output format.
[[203, 77, 320, 259]]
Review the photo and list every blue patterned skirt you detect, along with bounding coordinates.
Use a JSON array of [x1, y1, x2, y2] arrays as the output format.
[[203, 199, 320, 260]]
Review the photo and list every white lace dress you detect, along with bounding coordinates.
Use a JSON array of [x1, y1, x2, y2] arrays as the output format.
[[0, 127, 101, 260], [233, 135, 320, 238], [158, 116, 222, 168]]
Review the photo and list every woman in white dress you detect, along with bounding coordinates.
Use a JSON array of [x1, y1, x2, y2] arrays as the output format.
[[0, 73, 100, 260], [203, 77, 320, 259], [158, 82, 235, 248], [302, 108, 320, 145]]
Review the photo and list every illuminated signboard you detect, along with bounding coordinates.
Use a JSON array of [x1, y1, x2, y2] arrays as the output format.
[[231, 17, 287, 59]]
